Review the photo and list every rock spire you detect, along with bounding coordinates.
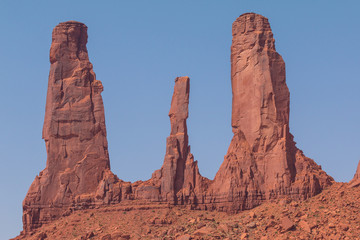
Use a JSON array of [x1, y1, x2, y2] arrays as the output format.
[[20, 13, 335, 235], [136, 77, 207, 205], [205, 13, 333, 211], [22, 21, 117, 233]]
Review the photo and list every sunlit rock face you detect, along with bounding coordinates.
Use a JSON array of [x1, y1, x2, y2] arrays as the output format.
[[205, 13, 333, 212], [136, 76, 209, 205], [21, 13, 334, 234], [23, 21, 119, 233]]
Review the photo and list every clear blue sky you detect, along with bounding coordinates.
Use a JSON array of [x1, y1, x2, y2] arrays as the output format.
[[0, 1, 359, 239]]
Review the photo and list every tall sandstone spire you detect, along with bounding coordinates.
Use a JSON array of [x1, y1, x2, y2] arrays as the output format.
[[157, 76, 196, 203], [137, 77, 208, 205], [22, 21, 120, 233], [158, 77, 207, 204], [206, 13, 333, 211]]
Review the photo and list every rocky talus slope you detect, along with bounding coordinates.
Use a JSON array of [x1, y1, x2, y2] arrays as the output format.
[[14, 182, 360, 240]]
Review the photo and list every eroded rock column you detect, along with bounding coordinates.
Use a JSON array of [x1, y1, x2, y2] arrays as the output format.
[[207, 13, 333, 212], [23, 21, 116, 232], [137, 77, 208, 205]]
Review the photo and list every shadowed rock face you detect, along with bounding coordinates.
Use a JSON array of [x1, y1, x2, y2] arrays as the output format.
[[205, 13, 333, 211], [22, 21, 119, 233]]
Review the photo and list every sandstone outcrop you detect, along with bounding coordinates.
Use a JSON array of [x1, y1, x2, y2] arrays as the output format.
[[203, 13, 333, 212], [21, 13, 335, 235], [22, 21, 123, 233], [153, 77, 207, 204], [135, 13, 333, 213], [136, 77, 208, 205], [349, 160, 360, 187]]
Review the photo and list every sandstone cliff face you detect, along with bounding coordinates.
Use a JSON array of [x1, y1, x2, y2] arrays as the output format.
[[22, 21, 122, 233], [204, 13, 333, 211]]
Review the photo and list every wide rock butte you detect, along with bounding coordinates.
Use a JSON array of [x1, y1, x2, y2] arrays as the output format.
[[21, 13, 335, 235]]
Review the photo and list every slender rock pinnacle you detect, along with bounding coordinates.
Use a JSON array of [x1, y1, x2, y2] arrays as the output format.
[[137, 77, 207, 205]]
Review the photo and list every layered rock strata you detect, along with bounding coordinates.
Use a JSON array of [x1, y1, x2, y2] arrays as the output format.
[[22, 21, 124, 233], [204, 13, 333, 212]]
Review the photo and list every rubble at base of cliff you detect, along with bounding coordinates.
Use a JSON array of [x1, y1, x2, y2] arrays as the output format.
[[13, 182, 360, 240]]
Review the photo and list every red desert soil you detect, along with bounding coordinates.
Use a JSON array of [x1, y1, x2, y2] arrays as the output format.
[[14, 182, 360, 240]]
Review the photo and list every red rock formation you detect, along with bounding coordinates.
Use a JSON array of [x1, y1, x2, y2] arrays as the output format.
[[21, 13, 335, 235], [349, 160, 360, 187], [204, 13, 333, 212], [136, 77, 208, 205], [22, 21, 122, 233], [159, 76, 193, 203]]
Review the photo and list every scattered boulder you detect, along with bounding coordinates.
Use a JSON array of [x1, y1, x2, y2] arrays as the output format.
[[240, 233, 249, 239], [298, 220, 311, 233], [176, 234, 191, 240], [246, 222, 257, 229], [281, 216, 295, 232], [193, 226, 214, 236], [101, 234, 112, 240]]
